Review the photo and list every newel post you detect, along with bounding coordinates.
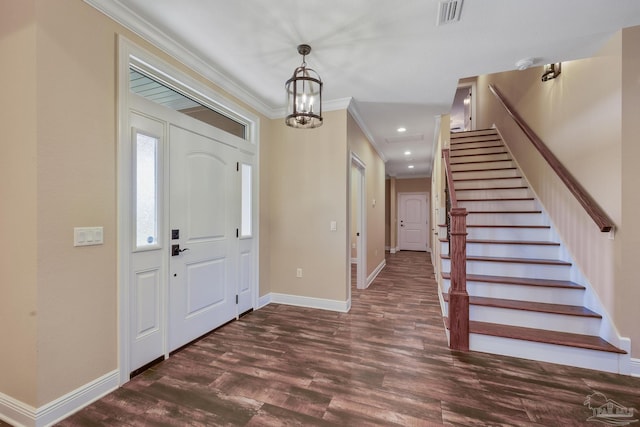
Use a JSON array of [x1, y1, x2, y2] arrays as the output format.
[[449, 207, 469, 351]]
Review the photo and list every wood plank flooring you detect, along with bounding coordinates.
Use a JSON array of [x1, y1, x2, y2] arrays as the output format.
[[26, 251, 640, 425]]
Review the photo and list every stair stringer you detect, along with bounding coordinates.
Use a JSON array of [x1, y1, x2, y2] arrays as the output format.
[[490, 125, 632, 374]]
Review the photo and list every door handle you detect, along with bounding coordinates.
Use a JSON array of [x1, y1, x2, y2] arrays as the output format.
[[171, 244, 190, 256]]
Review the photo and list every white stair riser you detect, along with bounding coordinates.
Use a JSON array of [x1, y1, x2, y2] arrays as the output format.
[[469, 334, 621, 373], [456, 187, 531, 199], [455, 177, 525, 189], [441, 241, 559, 258], [467, 212, 546, 226], [460, 305, 601, 335], [458, 199, 538, 211], [451, 160, 514, 171], [451, 153, 510, 163], [441, 277, 584, 305], [453, 169, 520, 180], [467, 227, 551, 241], [465, 281, 583, 305], [441, 259, 570, 280], [451, 146, 505, 156], [451, 135, 499, 144]]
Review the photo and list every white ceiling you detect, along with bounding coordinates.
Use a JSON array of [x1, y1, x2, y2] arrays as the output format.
[[86, 0, 640, 178]]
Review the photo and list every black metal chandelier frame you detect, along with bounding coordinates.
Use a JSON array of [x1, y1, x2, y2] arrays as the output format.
[[285, 44, 323, 129]]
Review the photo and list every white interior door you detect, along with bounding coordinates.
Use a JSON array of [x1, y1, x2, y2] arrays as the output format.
[[398, 193, 429, 252], [169, 125, 238, 351]]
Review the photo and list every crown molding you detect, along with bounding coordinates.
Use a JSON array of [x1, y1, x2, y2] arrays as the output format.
[[84, 0, 277, 117], [347, 101, 387, 163]]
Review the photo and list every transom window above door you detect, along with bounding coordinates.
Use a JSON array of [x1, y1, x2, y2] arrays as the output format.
[[130, 68, 246, 139]]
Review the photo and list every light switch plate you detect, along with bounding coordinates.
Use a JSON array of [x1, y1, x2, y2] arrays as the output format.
[[74, 227, 104, 246]]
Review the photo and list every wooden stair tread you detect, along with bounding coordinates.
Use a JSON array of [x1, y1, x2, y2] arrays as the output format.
[[439, 238, 559, 246], [457, 186, 527, 191], [443, 318, 625, 354], [466, 224, 549, 228], [450, 150, 507, 158], [470, 321, 626, 354], [467, 210, 542, 214], [450, 132, 498, 141], [450, 144, 504, 152], [441, 254, 571, 266], [441, 272, 584, 289], [452, 167, 517, 173], [442, 293, 600, 318], [438, 223, 551, 229], [458, 198, 534, 202], [453, 176, 522, 182], [451, 159, 512, 165]]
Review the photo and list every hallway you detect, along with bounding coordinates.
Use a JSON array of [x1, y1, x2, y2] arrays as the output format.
[[55, 251, 640, 426]]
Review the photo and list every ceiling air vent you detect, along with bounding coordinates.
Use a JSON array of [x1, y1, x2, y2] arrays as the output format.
[[437, 0, 464, 25]]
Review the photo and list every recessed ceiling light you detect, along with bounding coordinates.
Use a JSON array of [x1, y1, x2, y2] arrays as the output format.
[[404, 150, 411, 156], [397, 127, 406, 133], [408, 165, 414, 169]]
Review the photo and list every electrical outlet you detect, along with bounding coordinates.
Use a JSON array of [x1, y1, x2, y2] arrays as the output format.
[[296, 268, 303, 278]]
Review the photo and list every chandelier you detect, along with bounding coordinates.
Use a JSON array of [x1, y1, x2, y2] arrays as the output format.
[[285, 44, 323, 129]]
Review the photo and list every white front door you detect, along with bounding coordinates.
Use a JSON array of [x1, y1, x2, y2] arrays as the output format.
[[127, 93, 256, 374], [398, 193, 429, 252], [168, 125, 238, 351]]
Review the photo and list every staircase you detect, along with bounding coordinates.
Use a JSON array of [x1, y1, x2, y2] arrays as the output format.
[[439, 129, 627, 373]]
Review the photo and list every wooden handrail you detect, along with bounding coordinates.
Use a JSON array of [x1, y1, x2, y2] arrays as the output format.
[[489, 84, 614, 232], [442, 149, 457, 207], [442, 148, 469, 351]]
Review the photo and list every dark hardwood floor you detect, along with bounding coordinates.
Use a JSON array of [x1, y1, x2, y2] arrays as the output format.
[[20, 251, 640, 425]]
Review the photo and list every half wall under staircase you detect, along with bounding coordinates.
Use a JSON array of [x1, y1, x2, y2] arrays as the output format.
[[438, 128, 629, 374]]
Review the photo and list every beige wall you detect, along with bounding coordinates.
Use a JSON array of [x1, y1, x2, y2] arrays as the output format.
[[269, 110, 349, 301], [1, 0, 276, 409], [396, 178, 430, 194], [0, 0, 38, 405], [36, 0, 120, 405], [619, 26, 640, 357], [476, 27, 640, 357], [347, 113, 386, 276]]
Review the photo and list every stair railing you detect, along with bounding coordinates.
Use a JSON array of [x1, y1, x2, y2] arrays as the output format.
[[489, 84, 614, 232], [443, 148, 469, 351]]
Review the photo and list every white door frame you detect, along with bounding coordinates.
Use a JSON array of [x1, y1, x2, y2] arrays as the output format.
[[397, 192, 430, 252], [117, 37, 260, 384], [350, 153, 366, 291]]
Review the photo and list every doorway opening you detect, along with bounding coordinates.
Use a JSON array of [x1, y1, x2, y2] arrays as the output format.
[[350, 153, 366, 291], [450, 81, 476, 133]]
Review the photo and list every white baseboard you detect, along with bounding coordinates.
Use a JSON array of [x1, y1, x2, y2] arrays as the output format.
[[0, 392, 35, 427], [0, 369, 118, 427], [389, 247, 398, 254], [631, 358, 640, 378], [267, 293, 349, 313], [257, 293, 271, 309], [367, 259, 386, 288]]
